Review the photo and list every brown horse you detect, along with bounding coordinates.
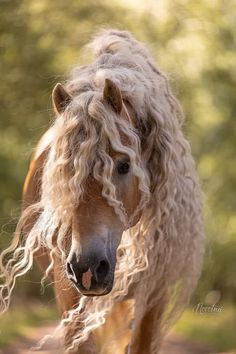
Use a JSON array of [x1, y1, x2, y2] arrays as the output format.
[[0, 30, 204, 353]]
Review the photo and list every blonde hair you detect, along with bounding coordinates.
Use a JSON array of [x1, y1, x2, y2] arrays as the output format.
[[0, 29, 204, 353]]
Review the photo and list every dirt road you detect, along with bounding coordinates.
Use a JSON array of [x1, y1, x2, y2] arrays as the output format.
[[0, 322, 232, 354]]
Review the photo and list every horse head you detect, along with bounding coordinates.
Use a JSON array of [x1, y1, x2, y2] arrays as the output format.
[[51, 78, 146, 296]]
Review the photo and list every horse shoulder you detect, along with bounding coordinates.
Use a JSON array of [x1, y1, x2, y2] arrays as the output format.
[[23, 127, 55, 208], [22, 128, 54, 277]]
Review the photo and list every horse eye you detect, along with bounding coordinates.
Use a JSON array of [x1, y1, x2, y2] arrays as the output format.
[[117, 161, 130, 175]]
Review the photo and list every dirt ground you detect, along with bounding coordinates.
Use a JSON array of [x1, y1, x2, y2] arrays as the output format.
[[0, 322, 234, 354]]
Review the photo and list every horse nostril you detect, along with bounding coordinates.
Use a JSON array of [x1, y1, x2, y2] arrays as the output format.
[[95, 259, 110, 281], [67, 262, 74, 277]]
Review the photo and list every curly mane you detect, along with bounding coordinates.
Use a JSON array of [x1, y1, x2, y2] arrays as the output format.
[[0, 29, 204, 353]]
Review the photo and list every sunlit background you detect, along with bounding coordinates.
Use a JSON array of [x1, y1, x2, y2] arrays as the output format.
[[0, 0, 235, 352]]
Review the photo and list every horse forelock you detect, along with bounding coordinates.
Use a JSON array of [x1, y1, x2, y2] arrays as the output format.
[[41, 89, 147, 221], [38, 28, 181, 220]]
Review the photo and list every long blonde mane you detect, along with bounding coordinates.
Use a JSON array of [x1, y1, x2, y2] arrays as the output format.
[[0, 29, 204, 353]]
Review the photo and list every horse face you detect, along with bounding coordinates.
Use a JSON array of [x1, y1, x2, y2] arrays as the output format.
[[52, 79, 141, 295], [66, 153, 140, 296]]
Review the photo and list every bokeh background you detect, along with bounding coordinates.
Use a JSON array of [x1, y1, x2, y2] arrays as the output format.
[[0, 0, 235, 352]]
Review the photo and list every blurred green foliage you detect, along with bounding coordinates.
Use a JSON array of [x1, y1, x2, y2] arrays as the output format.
[[175, 306, 236, 351], [0, 0, 235, 305], [0, 301, 57, 347]]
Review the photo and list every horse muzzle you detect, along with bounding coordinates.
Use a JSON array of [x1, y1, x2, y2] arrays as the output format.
[[66, 235, 118, 296]]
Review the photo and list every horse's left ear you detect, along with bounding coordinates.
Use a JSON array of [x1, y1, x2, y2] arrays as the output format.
[[103, 78, 122, 114], [52, 83, 72, 114]]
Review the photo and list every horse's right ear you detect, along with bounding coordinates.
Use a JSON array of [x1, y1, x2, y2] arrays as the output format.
[[103, 78, 122, 114], [52, 83, 72, 114]]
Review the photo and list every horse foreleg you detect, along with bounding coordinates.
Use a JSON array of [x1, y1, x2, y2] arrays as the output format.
[[63, 315, 97, 354], [127, 294, 166, 354], [53, 257, 97, 354]]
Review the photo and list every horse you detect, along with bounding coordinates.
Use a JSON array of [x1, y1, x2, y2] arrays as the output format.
[[0, 29, 204, 353]]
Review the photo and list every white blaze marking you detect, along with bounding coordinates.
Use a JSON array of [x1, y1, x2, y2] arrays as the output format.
[[82, 268, 93, 290]]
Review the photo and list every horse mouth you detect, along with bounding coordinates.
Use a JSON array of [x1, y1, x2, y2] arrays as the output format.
[[69, 272, 114, 296], [80, 287, 112, 297], [72, 281, 113, 296]]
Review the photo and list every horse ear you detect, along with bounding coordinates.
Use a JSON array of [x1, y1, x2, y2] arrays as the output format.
[[52, 83, 72, 114], [103, 78, 122, 114]]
